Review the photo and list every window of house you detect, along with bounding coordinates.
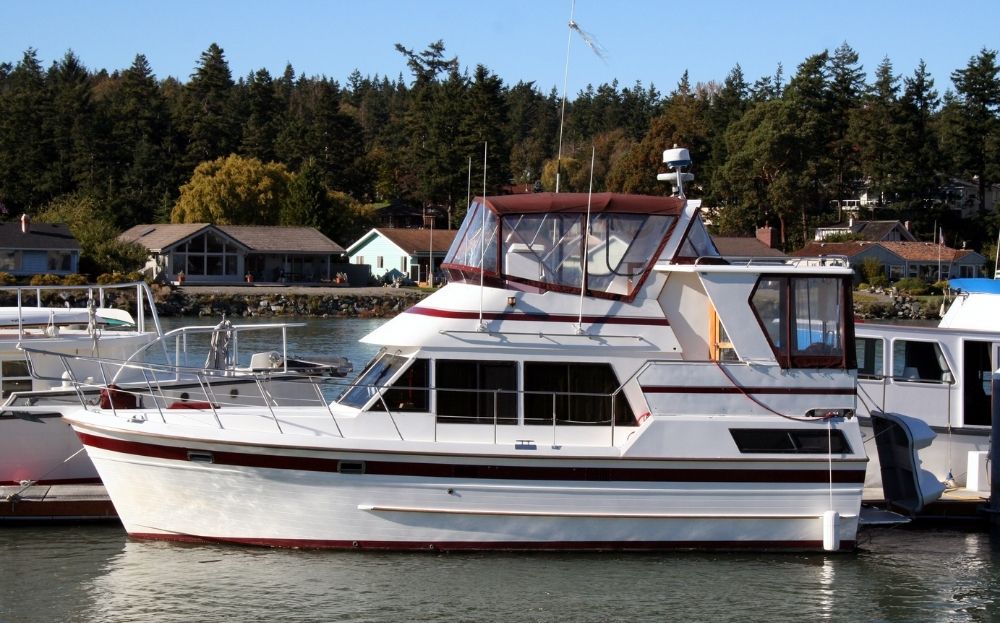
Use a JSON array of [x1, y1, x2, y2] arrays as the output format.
[[377, 257, 384, 269], [355, 256, 365, 265], [0, 251, 16, 272], [47, 251, 72, 271], [523, 362, 633, 425], [436, 360, 517, 424], [401, 257, 408, 271], [892, 340, 952, 383]]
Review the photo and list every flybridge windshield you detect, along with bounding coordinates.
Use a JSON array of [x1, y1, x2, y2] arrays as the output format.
[[444, 200, 675, 298]]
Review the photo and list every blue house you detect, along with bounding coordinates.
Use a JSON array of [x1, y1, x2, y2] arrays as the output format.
[[346, 228, 458, 284], [0, 217, 80, 277]]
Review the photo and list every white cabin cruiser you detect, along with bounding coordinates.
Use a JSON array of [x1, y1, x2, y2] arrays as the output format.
[[60, 154, 870, 551], [856, 278, 1000, 496], [1, 283, 350, 487]]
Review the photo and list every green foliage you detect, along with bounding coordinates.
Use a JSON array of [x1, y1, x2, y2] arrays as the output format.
[[893, 277, 930, 295], [35, 193, 150, 276], [95, 271, 143, 284], [0, 272, 15, 286], [2, 41, 1000, 255], [860, 257, 885, 283], [171, 154, 292, 224]]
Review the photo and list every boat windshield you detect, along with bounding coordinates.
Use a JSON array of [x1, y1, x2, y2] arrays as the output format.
[[444, 201, 674, 298], [337, 351, 409, 408]]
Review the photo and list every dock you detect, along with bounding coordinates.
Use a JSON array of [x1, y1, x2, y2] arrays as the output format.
[[864, 486, 991, 526], [0, 484, 117, 523]]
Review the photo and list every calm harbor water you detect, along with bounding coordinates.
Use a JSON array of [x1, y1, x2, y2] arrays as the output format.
[[1, 316, 999, 622]]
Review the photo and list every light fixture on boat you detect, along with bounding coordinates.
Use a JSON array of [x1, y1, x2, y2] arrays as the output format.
[[506, 296, 516, 307], [806, 408, 854, 419]]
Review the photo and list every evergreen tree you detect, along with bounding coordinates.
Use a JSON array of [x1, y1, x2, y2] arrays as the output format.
[[0, 49, 53, 213], [943, 48, 1000, 214], [181, 43, 239, 169]]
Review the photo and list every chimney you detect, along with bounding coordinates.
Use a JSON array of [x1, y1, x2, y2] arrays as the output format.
[[756, 225, 775, 249], [20, 214, 29, 234]]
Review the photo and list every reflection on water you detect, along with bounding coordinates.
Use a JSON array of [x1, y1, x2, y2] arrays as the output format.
[[1, 526, 999, 622]]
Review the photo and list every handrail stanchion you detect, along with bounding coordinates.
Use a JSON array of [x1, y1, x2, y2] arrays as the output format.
[[252, 375, 282, 433], [551, 393, 557, 446], [314, 380, 344, 437], [493, 390, 498, 444]]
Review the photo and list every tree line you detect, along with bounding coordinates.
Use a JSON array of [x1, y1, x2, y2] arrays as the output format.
[[1, 40, 999, 273]]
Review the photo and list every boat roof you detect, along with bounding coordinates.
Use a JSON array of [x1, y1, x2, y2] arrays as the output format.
[[948, 278, 1000, 295], [480, 193, 684, 216]]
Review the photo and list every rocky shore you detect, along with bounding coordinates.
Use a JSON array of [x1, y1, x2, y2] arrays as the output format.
[[153, 285, 941, 322], [156, 285, 429, 318]]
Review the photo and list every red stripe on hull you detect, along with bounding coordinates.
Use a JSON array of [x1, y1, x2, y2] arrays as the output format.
[[405, 306, 670, 326], [77, 432, 866, 484], [126, 532, 857, 552]]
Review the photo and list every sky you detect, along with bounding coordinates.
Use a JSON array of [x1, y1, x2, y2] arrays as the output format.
[[3, 1, 999, 97]]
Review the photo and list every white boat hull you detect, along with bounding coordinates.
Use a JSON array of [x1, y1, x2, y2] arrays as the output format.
[[73, 419, 865, 551]]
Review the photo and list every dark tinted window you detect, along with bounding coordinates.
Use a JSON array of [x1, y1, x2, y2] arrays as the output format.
[[436, 360, 517, 424], [730, 429, 851, 454], [524, 362, 633, 425]]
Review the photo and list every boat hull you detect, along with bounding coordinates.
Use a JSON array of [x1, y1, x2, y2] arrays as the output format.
[[76, 425, 865, 552]]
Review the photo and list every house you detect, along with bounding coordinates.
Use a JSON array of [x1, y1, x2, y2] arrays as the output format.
[[375, 201, 450, 230], [814, 219, 917, 242], [346, 227, 458, 284], [0, 216, 80, 276], [711, 226, 786, 260], [120, 224, 346, 284], [941, 179, 1000, 218], [792, 240, 986, 284]]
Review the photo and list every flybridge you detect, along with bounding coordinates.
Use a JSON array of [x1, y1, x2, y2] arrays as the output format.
[[441, 193, 686, 301]]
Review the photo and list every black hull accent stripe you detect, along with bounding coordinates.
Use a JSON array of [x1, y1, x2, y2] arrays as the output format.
[[78, 432, 866, 484], [405, 306, 670, 326]]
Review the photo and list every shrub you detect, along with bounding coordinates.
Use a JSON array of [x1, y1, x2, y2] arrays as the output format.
[[29, 274, 63, 286], [0, 272, 16, 286], [893, 277, 929, 295], [61, 274, 89, 286]]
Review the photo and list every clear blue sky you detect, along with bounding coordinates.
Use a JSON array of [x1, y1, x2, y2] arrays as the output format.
[[3, 1, 998, 97]]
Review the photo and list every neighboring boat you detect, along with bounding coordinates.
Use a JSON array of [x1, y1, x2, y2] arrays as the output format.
[[59, 150, 869, 551], [0, 284, 351, 487], [856, 277, 1000, 495]]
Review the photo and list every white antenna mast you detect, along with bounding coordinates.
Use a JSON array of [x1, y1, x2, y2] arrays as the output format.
[[478, 142, 488, 332], [576, 145, 596, 334], [555, 0, 575, 194], [555, 0, 607, 194]]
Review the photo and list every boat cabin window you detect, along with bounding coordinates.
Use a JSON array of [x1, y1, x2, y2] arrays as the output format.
[[369, 358, 429, 412], [674, 217, 721, 262], [963, 340, 993, 425], [338, 353, 429, 411], [855, 337, 884, 379], [750, 276, 850, 369], [1, 358, 32, 398], [730, 429, 851, 454], [523, 362, 634, 425], [444, 201, 500, 275], [892, 340, 952, 384], [436, 360, 517, 424]]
